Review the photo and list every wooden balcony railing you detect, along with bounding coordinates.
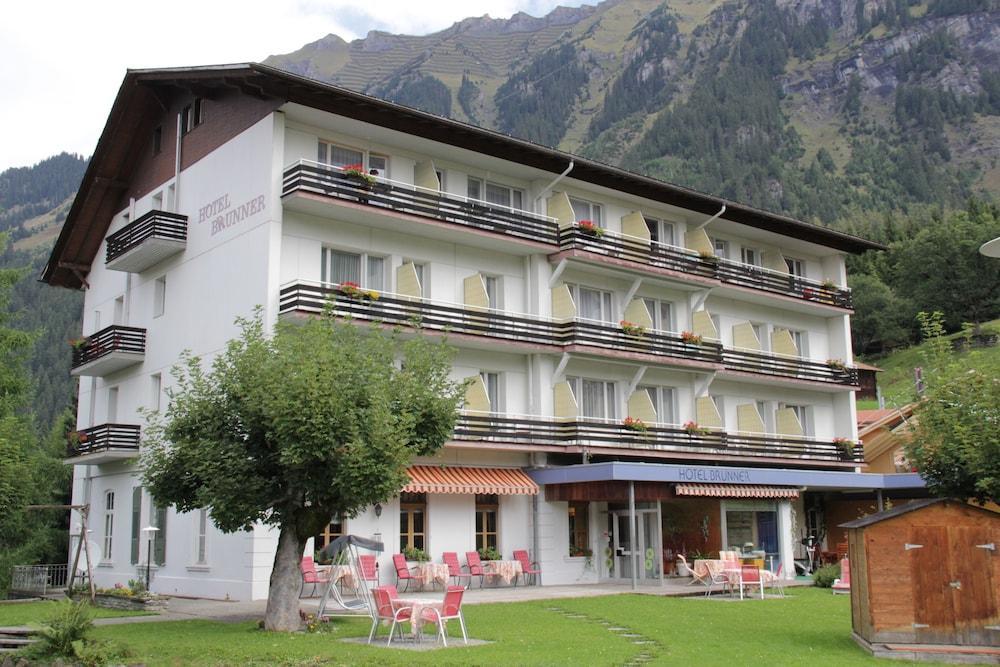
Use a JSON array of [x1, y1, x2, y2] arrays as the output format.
[[67, 423, 140, 459], [279, 281, 858, 385], [105, 210, 188, 264], [454, 413, 861, 463], [278, 282, 723, 366], [558, 227, 853, 309], [282, 160, 560, 245], [71, 325, 146, 370]]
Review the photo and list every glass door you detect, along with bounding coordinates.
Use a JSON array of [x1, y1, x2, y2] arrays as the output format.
[[610, 510, 661, 581]]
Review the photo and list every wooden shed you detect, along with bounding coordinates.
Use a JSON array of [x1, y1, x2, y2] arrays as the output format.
[[841, 498, 1000, 662]]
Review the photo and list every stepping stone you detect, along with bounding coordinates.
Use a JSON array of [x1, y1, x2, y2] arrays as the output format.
[[620, 633, 643, 638], [608, 626, 629, 631], [564, 614, 587, 619]]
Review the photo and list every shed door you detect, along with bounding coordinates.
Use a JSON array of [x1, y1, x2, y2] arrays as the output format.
[[949, 526, 999, 647], [910, 526, 955, 644]]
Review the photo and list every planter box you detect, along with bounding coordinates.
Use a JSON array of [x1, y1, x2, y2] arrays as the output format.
[[74, 593, 168, 611]]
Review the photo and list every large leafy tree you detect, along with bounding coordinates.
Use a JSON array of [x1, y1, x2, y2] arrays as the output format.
[[142, 311, 466, 631], [905, 313, 1000, 505]]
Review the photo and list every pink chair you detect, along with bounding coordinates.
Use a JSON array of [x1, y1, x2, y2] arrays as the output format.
[[419, 585, 468, 646], [465, 551, 498, 588], [368, 586, 412, 646], [299, 556, 330, 598], [393, 553, 417, 592], [513, 549, 542, 586], [359, 554, 378, 587], [442, 552, 473, 587], [768, 562, 786, 597], [832, 557, 851, 595], [737, 565, 764, 600]]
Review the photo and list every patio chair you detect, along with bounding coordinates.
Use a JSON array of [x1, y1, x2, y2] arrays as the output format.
[[442, 552, 474, 588], [300, 556, 330, 598], [418, 585, 468, 647], [768, 562, 786, 598], [368, 586, 413, 646], [677, 554, 710, 587], [392, 553, 418, 592], [359, 554, 378, 588], [737, 565, 764, 600], [705, 560, 731, 597], [832, 558, 851, 595], [465, 551, 499, 588], [513, 549, 542, 586]]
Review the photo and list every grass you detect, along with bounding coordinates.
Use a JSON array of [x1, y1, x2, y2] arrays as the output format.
[[0, 599, 148, 626], [72, 588, 940, 666]]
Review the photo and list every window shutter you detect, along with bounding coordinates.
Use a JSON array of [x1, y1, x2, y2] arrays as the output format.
[[770, 329, 798, 357], [775, 408, 804, 436], [691, 309, 718, 340], [413, 160, 440, 191], [695, 396, 723, 428], [551, 284, 577, 320], [396, 262, 422, 299], [620, 211, 650, 246], [464, 375, 491, 413], [684, 228, 713, 255], [627, 390, 657, 423], [546, 192, 575, 228], [623, 299, 653, 328], [553, 381, 578, 418], [736, 403, 766, 433], [463, 273, 489, 310], [732, 321, 761, 351]]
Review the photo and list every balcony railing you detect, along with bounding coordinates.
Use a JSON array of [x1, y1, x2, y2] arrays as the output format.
[[278, 281, 723, 366], [280, 281, 858, 385], [282, 160, 560, 245], [66, 423, 141, 461], [454, 413, 861, 463], [558, 226, 853, 309], [10, 564, 69, 596], [70, 325, 146, 376], [105, 209, 187, 272]]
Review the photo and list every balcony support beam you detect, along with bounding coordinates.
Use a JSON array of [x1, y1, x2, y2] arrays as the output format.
[[553, 352, 571, 384], [623, 278, 643, 315], [548, 258, 569, 289], [694, 371, 716, 397], [627, 365, 648, 396], [688, 288, 712, 313]]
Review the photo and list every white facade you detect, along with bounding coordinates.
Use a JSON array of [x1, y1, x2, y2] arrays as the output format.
[[58, 72, 870, 599]]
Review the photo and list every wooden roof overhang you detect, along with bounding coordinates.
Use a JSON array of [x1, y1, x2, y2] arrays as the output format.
[[44, 63, 886, 290]]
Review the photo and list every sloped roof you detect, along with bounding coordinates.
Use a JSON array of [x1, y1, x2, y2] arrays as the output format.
[[839, 497, 999, 529]]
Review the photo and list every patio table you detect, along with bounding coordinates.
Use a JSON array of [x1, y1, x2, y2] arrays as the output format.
[[692, 559, 724, 579], [412, 562, 450, 589], [484, 560, 522, 585], [392, 597, 444, 637]]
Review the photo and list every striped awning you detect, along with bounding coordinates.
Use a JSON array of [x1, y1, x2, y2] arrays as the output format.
[[403, 466, 539, 495], [675, 483, 799, 499]]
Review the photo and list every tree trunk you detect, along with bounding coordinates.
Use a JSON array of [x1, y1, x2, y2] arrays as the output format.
[[264, 524, 307, 631]]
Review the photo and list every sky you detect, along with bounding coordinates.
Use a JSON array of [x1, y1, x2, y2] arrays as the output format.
[[0, 0, 598, 172]]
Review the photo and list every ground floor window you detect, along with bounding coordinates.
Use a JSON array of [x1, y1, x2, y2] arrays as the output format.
[[152, 504, 167, 566], [400, 492, 426, 553], [130, 487, 142, 565], [475, 494, 498, 551], [724, 502, 778, 559], [568, 502, 590, 556], [314, 516, 344, 553]]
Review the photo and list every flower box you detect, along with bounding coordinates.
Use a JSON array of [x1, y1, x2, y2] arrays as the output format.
[[683, 421, 709, 436], [577, 220, 604, 237], [619, 320, 646, 337], [337, 282, 380, 301], [623, 416, 648, 433], [680, 330, 703, 345]]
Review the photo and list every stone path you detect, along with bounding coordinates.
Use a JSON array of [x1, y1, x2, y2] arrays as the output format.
[[544, 604, 663, 666]]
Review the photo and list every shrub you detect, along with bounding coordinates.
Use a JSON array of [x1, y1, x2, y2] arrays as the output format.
[[478, 546, 503, 561], [32, 600, 94, 657], [812, 563, 841, 588], [403, 546, 429, 562]]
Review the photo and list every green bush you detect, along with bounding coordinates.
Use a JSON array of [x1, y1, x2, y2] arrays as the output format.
[[812, 563, 841, 588], [24, 599, 130, 666], [478, 546, 503, 561]]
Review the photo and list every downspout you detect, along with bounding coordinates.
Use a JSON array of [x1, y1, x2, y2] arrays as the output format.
[[125, 198, 135, 325], [692, 204, 726, 231], [534, 161, 574, 206], [173, 112, 183, 212]]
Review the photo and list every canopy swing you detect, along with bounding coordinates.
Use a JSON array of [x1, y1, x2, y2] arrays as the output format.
[[27, 504, 96, 601], [316, 535, 383, 619]]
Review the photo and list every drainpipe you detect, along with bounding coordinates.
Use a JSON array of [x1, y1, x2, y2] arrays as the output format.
[[692, 204, 726, 231], [173, 112, 183, 212], [534, 161, 574, 207], [532, 493, 540, 572], [125, 198, 135, 325], [629, 480, 637, 591]]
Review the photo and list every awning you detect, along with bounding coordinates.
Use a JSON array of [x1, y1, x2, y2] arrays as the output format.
[[403, 465, 539, 495], [675, 483, 800, 499]]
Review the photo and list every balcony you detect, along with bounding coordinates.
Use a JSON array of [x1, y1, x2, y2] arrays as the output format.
[[557, 226, 853, 310], [453, 413, 861, 464], [105, 210, 187, 273], [278, 281, 723, 368], [70, 325, 146, 377], [65, 423, 140, 465], [721, 348, 859, 387], [281, 160, 560, 246]]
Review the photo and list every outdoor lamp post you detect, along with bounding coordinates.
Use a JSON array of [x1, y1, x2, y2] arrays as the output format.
[[141, 525, 159, 590]]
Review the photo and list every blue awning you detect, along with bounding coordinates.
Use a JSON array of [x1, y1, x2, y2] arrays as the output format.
[[528, 461, 925, 491]]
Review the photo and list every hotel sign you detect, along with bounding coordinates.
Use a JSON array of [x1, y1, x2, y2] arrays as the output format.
[[198, 193, 267, 236], [676, 467, 753, 483]]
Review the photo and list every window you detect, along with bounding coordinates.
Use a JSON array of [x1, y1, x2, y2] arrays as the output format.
[[153, 276, 166, 318], [153, 126, 163, 155], [568, 502, 590, 555], [475, 494, 498, 551], [314, 516, 344, 552], [483, 275, 501, 310], [368, 154, 388, 178], [756, 400, 772, 432], [152, 504, 167, 566], [466, 177, 481, 200], [152, 191, 163, 210], [569, 197, 603, 227], [780, 403, 813, 436], [741, 247, 761, 267], [569, 376, 616, 421], [107, 387, 119, 423], [195, 510, 208, 565], [468, 179, 524, 210], [785, 257, 804, 277], [317, 142, 363, 169], [790, 330, 808, 357], [113, 296, 124, 325], [713, 238, 729, 259], [103, 491, 114, 561], [150, 374, 162, 412], [641, 298, 674, 332], [480, 371, 502, 413], [569, 285, 613, 323], [752, 322, 767, 351], [321, 248, 385, 290], [130, 487, 142, 565], [644, 217, 675, 247], [640, 385, 675, 424], [180, 98, 203, 136], [399, 492, 426, 552], [407, 261, 429, 297]]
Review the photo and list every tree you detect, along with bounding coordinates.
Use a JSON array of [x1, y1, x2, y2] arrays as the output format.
[[849, 272, 914, 354], [905, 313, 1000, 505], [141, 311, 466, 631]]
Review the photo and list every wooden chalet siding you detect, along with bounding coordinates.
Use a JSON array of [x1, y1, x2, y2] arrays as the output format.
[[845, 500, 1000, 648]]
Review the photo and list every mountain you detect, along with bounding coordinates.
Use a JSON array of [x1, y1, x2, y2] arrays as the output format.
[[266, 0, 1000, 227]]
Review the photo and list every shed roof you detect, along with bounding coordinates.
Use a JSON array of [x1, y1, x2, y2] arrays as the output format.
[[839, 497, 999, 529]]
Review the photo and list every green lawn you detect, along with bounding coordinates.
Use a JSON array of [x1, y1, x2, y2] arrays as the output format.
[[0, 600, 147, 626], [77, 588, 938, 666]]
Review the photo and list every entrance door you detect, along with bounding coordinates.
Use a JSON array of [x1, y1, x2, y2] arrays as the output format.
[[757, 512, 779, 562], [948, 526, 999, 646], [610, 510, 660, 581]]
